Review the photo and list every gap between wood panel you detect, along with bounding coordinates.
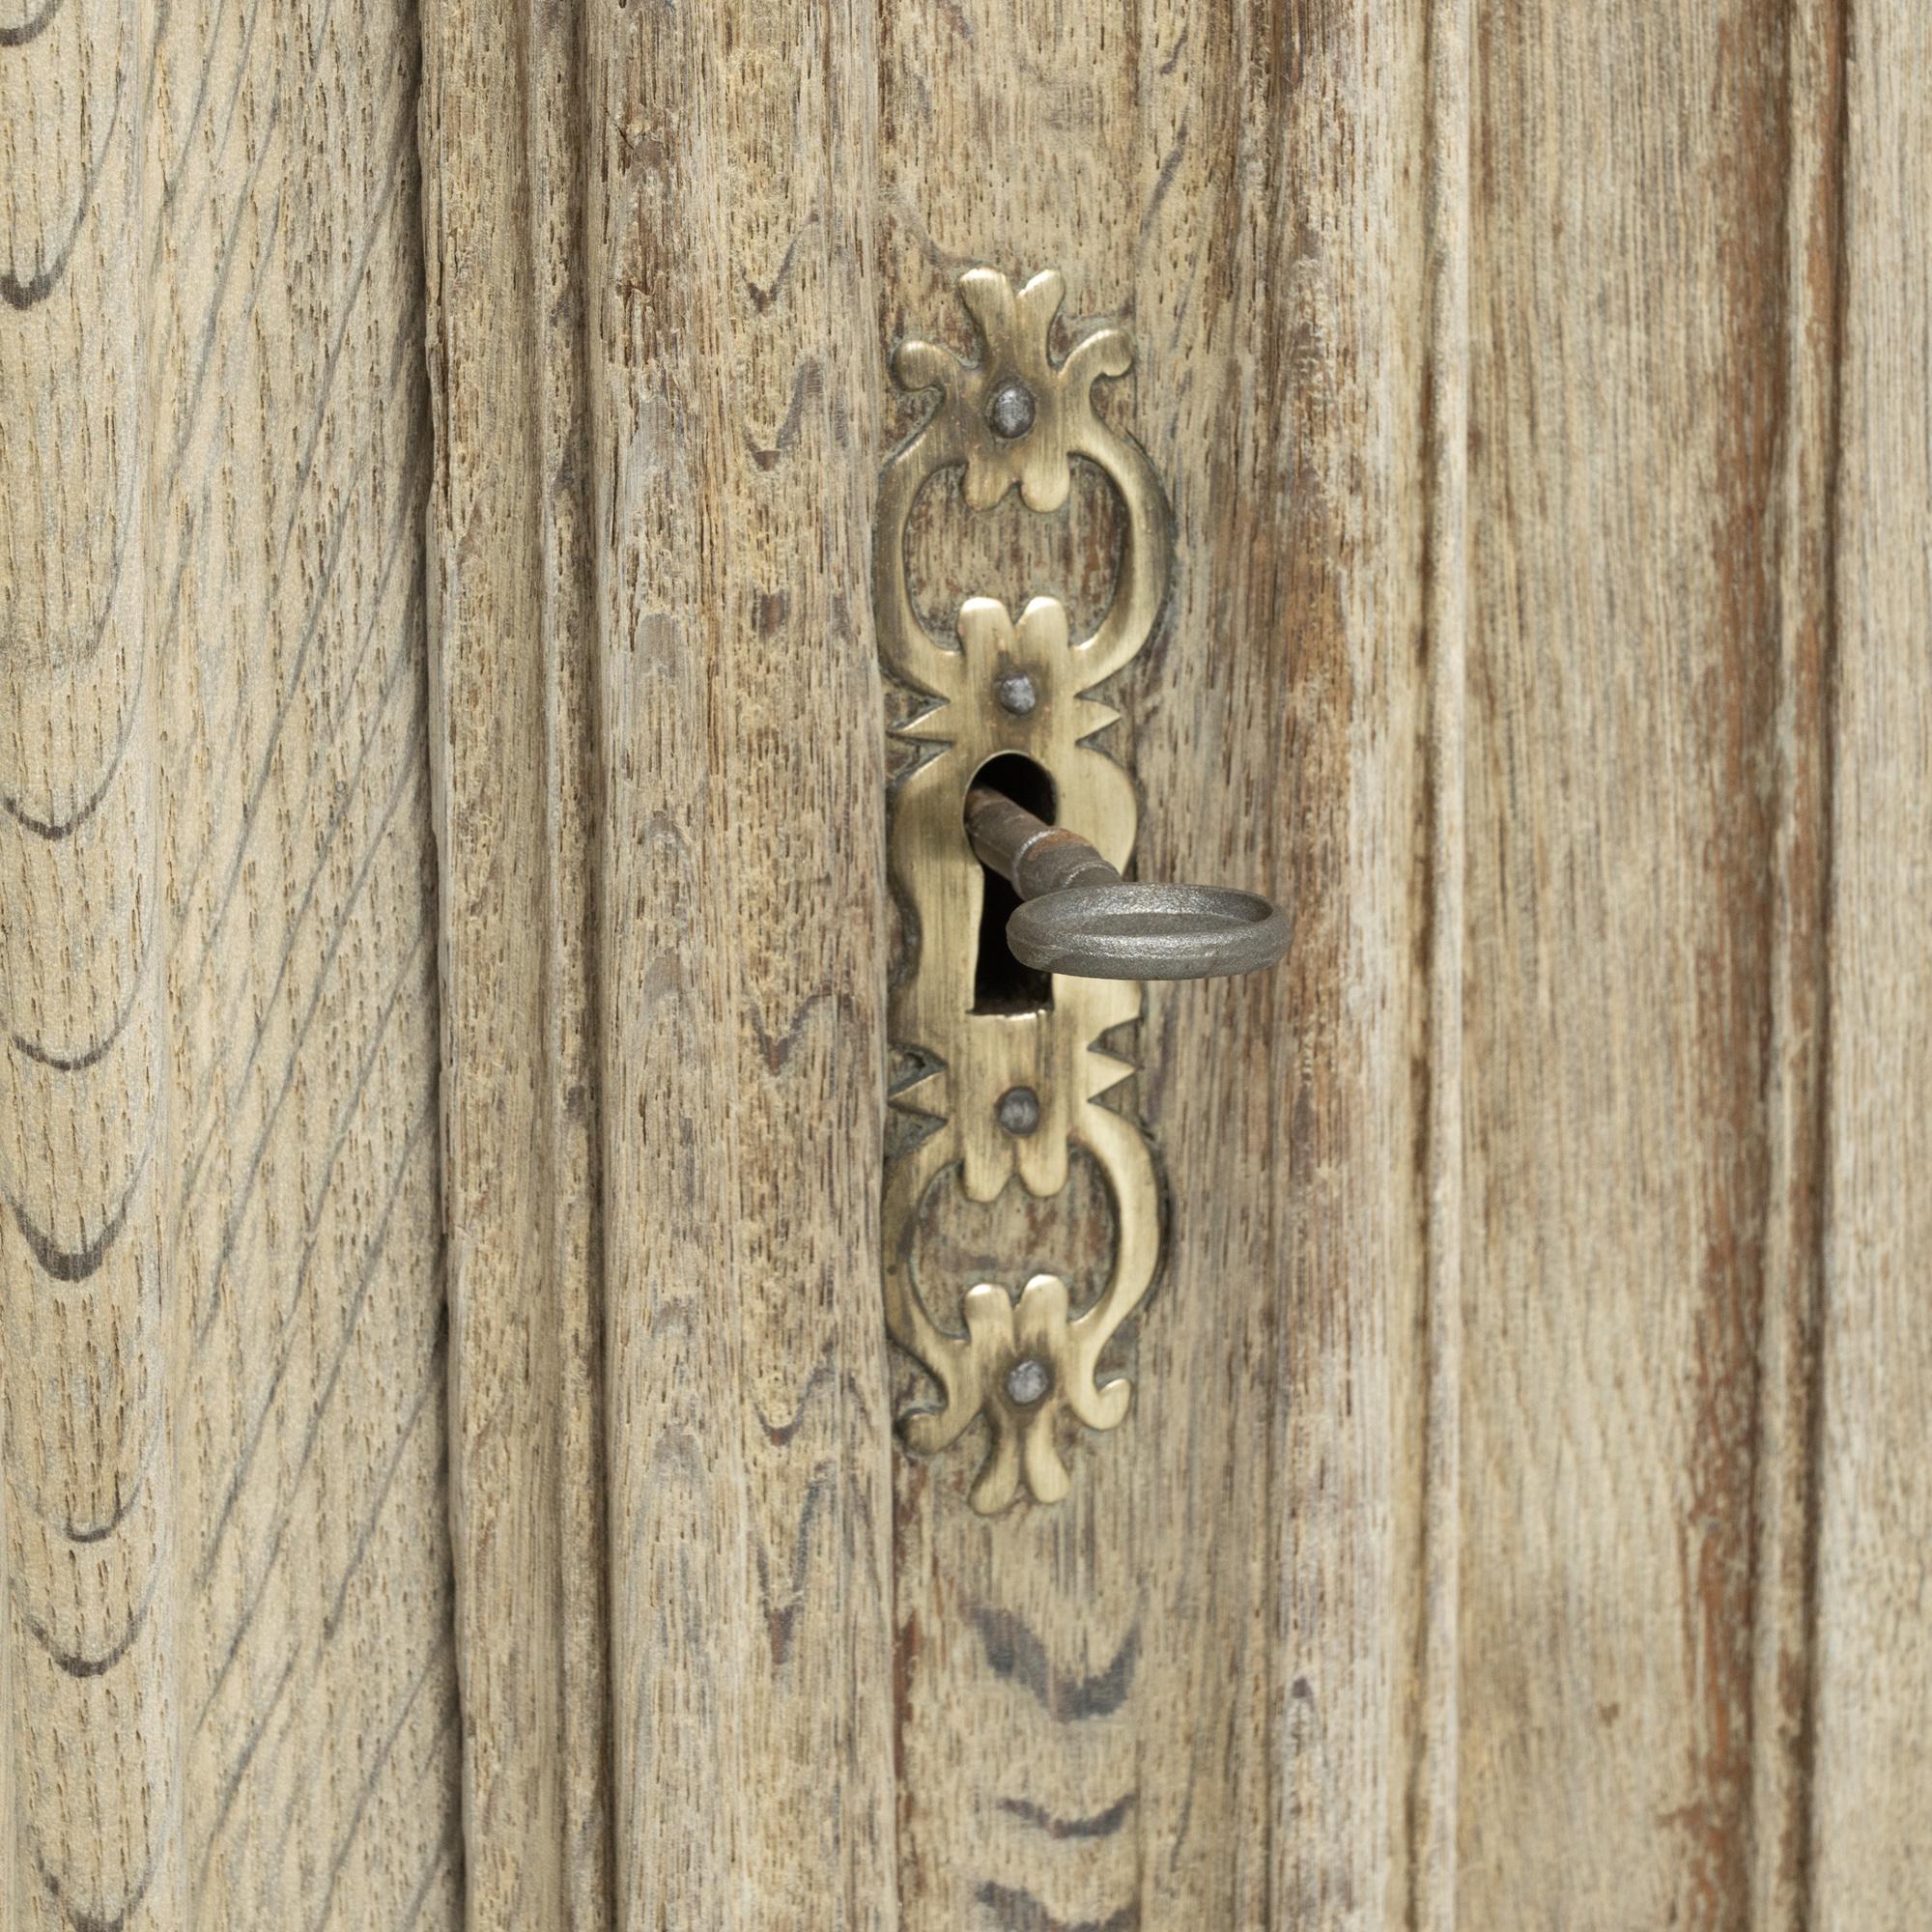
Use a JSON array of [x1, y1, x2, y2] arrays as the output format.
[[1748, 0, 1848, 1923], [1409, 0, 1470, 1921], [1805, 0, 1932, 1918]]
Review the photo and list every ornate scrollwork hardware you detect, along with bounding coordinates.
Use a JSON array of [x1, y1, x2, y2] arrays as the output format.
[[875, 267, 1171, 1513]]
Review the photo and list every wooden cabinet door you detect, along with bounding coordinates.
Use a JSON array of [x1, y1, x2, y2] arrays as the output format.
[[5, 2, 1929, 1928]]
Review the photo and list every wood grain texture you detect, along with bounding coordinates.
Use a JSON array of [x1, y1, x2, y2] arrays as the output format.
[[1807, 0, 1932, 1919], [1748, 1, 1843, 1922], [3, 0, 461, 1917], [2, 0, 177, 1920], [1414, 0, 1469, 1921], [581, 2, 898, 1925], [1459, 2, 1926, 1928], [1462, 0, 1797, 1918], [13, 0, 1931, 1924], [417, 0, 611, 1917], [876, 5, 1449, 1928]]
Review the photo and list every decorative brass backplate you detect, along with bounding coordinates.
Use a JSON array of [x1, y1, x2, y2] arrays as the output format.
[[876, 268, 1170, 1513]]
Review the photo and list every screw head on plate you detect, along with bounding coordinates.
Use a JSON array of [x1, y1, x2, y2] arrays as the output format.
[[986, 380, 1037, 440], [1005, 1357, 1051, 1406], [995, 670, 1038, 716]]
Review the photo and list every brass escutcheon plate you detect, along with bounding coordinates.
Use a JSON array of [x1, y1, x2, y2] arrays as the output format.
[[875, 268, 1170, 1513]]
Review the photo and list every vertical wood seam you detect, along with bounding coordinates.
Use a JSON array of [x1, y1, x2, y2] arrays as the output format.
[[1801, 0, 1932, 1904], [1409, 0, 1468, 1924], [1793, 0, 1852, 1919], [1750, 0, 1849, 1918], [531, 0, 614, 1918], [1792, 27, 1849, 1918]]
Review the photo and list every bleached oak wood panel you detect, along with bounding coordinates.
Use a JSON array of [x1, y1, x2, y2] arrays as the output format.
[[13, 0, 1928, 1922], [418, 1, 1457, 1923], [2, 0, 177, 1920], [1458, 3, 1879, 1926], [3, 0, 460, 1918], [580, 3, 899, 1925]]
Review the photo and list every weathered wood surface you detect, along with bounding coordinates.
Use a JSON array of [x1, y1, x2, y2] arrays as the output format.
[[3, 0, 459, 1920], [580, 3, 901, 1923], [1458, 4, 1926, 1928], [1807, 1, 1932, 1921], [417, 0, 611, 1919], [878, 7, 1456, 1929], [1462, 2, 1813, 1921], [419, 3, 1926, 1927], [9, 0, 1930, 1926], [418, 0, 1460, 1924]]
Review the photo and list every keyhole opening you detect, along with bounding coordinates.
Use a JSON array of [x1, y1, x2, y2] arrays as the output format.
[[970, 753, 1056, 1014]]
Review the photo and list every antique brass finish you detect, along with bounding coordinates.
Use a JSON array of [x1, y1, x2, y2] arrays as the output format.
[[875, 267, 1172, 1513]]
